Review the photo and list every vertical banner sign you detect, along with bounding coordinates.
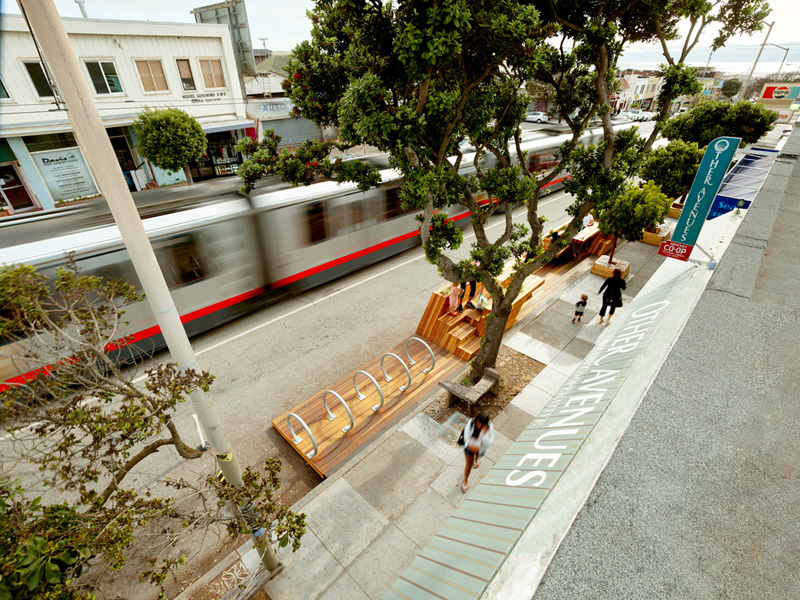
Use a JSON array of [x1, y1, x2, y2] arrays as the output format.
[[659, 136, 740, 261]]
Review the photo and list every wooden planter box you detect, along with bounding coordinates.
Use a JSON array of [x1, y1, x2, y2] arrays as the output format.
[[641, 225, 672, 246], [591, 255, 631, 279], [667, 202, 683, 219]]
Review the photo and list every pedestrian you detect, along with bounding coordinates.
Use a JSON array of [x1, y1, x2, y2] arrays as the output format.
[[447, 281, 461, 316], [598, 268, 626, 324], [459, 280, 477, 312], [572, 294, 588, 323], [582, 212, 594, 229], [461, 412, 493, 493]]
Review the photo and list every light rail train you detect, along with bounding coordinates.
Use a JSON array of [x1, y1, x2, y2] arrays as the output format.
[[1, 124, 629, 388]]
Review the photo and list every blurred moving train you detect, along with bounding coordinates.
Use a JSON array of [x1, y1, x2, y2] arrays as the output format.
[[1, 123, 630, 387]]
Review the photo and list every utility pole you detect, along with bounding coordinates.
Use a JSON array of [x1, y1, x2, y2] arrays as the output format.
[[16, 0, 244, 486], [737, 21, 774, 103]]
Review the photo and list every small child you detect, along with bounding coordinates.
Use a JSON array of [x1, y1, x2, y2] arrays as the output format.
[[448, 282, 461, 316], [572, 294, 588, 323]]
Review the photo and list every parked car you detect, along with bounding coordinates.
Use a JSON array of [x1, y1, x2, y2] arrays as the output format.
[[525, 111, 549, 124], [613, 111, 634, 120]]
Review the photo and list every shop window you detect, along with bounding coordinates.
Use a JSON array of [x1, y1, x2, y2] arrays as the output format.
[[135, 60, 168, 92], [106, 127, 136, 171], [305, 201, 329, 244], [0, 78, 10, 100], [199, 59, 226, 89], [153, 235, 210, 288], [176, 59, 196, 91], [22, 61, 55, 98], [22, 132, 78, 152], [85, 61, 123, 95]]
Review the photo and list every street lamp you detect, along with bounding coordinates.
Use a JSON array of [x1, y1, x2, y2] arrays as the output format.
[[767, 43, 790, 79], [736, 21, 774, 102], [787, 64, 800, 80]]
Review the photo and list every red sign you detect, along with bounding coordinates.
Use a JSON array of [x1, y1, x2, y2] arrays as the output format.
[[658, 240, 692, 261]]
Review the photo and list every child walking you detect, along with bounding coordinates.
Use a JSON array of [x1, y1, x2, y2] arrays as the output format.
[[572, 294, 588, 323]]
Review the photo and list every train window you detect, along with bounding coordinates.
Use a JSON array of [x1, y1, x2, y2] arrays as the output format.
[[381, 186, 417, 221], [305, 201, 329, 244], [153, 235, 210, 287], [348, 199, 365, 230], [327, 202, 348, 238]]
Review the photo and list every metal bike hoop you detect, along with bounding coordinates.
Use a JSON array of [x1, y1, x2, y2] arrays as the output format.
[[352, 370, 385, 412], [286, 412, 318, 458], [404, 337, 435, 374], [380, 352, 412, 391], [322, 390, 354, 433]]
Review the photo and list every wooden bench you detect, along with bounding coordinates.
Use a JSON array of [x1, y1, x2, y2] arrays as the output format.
[[438, 367, 500, 408]]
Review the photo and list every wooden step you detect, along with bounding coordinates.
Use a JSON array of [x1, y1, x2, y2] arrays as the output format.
[[456, 334, 482, 361], [449, 322, 475, 341]]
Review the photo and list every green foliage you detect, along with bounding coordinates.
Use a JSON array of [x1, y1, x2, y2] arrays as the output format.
[[720, 78, 743, 99], [132, 108, 207, 173], [661, 100, 779, 147], [596, 181, 672, 243], [640, 140, 704, 200], [235, 130, 381, 195], [0, 263, 304, 597], [656, 63, 703, 115]]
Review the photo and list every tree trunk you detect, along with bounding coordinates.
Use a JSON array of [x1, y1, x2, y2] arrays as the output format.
[[607, 235, 618, 265], [183, 165, 194, 186], [468, 302, 512, 382]]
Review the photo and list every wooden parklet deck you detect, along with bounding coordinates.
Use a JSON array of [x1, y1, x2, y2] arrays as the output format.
[[272, 337, 465, 478]]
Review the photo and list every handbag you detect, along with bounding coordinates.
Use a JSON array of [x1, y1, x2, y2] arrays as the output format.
[[457, 427, 465, 446]]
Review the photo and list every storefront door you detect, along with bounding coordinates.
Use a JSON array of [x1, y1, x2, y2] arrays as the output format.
[[189, 131, 242, 181], [0, 163, 37, 211]]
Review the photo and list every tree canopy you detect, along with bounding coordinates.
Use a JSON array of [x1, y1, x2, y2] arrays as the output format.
[[661, 99, 779, 147], [132, 108, 207, 184], [0, 263, 305, 599], [720, 78, 743, 99], [640, 140, 705, 201]]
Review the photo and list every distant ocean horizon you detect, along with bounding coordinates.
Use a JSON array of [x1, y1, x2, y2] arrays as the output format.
[[618, 60, 800, 79]]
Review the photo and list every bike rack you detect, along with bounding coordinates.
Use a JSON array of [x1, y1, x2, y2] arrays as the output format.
[[322, 390, 354, 433], [404, 337, 435, 374], [286, 413, 318, 459], [380, 352, 412, 391], [353, 370, 385, 412]]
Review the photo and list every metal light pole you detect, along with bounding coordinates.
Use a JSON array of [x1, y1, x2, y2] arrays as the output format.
[[767, 43, 790, 79], [736, 21, 774, 103], [16, 0, 244, 486]]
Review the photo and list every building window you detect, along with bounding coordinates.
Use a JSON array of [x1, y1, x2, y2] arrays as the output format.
[[199, 59, 226, 89], [135, 60, 168, 92], [22, 132, 78, 152], [85, 61, 123, 94], [176, 59, 196, 91], [23, 61, 55, 98], [0, 78, 10, 100]]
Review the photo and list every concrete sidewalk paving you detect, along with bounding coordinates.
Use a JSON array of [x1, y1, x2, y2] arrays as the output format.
[[242, 240, 667, 600]]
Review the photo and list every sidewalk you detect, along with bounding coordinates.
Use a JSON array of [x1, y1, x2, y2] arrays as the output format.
[[249, 241, 667, 600]]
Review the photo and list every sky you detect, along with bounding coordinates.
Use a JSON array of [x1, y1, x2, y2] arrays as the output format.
[[4, 0, 800, 78]]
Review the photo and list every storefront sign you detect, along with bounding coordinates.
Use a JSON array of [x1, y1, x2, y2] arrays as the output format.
[[247, 99, 294, 120], [659, 136, 740, 261], [31, 147, 98, 202], [181, 91, 228, 103], [761, 85, 800, 100]]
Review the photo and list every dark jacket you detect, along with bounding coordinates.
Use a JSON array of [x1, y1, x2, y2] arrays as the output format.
[[599, 276, 626, 304]]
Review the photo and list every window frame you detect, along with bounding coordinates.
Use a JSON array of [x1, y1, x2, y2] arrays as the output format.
[[175, 58, 197, 91], [198, 58, 227, 90], [21, 60, 56, 99], [0, 76, 11, 101], [133, 59, 169, 93], [83, 59, 124, 96]]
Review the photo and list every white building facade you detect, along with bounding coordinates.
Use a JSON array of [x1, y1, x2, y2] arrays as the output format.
[[0, 15, 253, 213]]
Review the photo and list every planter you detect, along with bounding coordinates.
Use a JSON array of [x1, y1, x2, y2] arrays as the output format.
[[667, 202, 683, 219], [0, 209, 11, 218], [641, 225, 672, 246], [591, 255, 631, 279]]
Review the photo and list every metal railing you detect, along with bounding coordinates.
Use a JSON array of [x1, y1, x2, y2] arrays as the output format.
[[353, 370, 385, 412], [286, 412, 318, 459], [380, 352, 412, 391], [322, 390, 354, 433], [405, 337, 435, 374]]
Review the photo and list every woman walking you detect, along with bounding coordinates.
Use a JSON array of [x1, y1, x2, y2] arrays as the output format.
[[461, 412, 493, 493], [598, 268, 626, 325]]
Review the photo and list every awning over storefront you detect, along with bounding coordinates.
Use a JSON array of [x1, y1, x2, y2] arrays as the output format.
[[199, 119, 255, 134]]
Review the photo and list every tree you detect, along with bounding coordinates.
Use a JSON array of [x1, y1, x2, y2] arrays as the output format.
[[132, 108, 207, 185], [661, 99, 779, 147], [637, 0, 771, 151], [596, 181, 672, 264], [720, 78, 742, 99], [0, 263, 305, 599], [640, 140, 705, 203]]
